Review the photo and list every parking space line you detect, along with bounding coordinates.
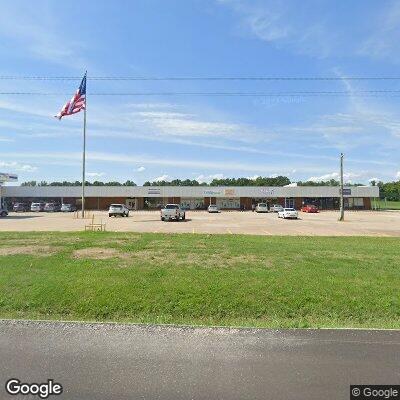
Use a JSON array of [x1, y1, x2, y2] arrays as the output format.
[[192, 228, 195, 234], [226, 229, 232, 234], [263, 230, 272, 235]]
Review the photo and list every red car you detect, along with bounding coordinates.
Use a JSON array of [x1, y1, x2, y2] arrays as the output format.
[[301, 204, 319, 213]]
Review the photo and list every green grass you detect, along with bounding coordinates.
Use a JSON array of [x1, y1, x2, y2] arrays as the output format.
[[0, 232, 399, 329], [374, 199, 400, 210]]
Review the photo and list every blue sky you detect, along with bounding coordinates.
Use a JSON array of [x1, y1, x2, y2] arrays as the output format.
[[0, 0, 400, 185]]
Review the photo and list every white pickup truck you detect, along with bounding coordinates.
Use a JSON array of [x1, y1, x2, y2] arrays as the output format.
[[160, 204, 186, 221]]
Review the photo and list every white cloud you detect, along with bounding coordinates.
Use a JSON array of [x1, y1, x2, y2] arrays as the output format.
[[134, 109, 265, 141], [0, 161, 37, 173], [359, 2, 400, 62], [1, 150, 324, 174], [196, 173, 224, 183], [0, 3, 86, 67], [219, 0, 337, 58], [396, 171, 400, 179], [307, 172, 362, 182], [86, 172, 105, 178], [152, 174, 170, 182], [136, 166, 146, 172], [0, 135, 13, 142], [128, 103, 177, 110]]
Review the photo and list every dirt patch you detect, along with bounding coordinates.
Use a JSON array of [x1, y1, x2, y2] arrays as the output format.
[[72, 247, 130, 260], [0, 245, 59, 256], [122, 250, 269, 268]]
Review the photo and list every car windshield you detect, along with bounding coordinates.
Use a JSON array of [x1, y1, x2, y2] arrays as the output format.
[[62, 204, 70, 207], [258, 203, 267, 207], [285, 208, 295, 211], [165, 205, 179, 209], [32, 203, 41, 206], [110, 204, 122, 208]]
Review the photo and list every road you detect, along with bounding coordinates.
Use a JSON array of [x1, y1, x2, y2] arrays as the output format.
[[0, 320, 399, 399]]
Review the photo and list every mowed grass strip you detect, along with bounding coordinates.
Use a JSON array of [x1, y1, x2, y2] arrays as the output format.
[[375, 200, 400, 210], [0, 232, 399, 329]]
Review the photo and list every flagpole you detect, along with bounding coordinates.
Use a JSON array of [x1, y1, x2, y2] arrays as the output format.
[[82, 76, 87, 218]]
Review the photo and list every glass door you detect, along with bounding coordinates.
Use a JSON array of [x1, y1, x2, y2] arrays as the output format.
[[285, 198, 294, 208]]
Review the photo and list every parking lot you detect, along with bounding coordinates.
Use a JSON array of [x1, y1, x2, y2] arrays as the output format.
[[0, 210, 399, 236]]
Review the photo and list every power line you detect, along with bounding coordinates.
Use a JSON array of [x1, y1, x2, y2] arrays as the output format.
[[1, 90, 400, 97], [1, 75, 400, 81]]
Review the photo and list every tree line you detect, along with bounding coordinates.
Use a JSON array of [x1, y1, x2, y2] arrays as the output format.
[[375, 180, 400, 201]]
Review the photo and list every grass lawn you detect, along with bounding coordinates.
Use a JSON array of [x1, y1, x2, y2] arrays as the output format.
[[0, 232, 399, 329], [374, 199, 400, 210]]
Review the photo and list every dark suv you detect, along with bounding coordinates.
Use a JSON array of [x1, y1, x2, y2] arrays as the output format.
[[13, 202, 29, 212], [44, 203, 61, 212]]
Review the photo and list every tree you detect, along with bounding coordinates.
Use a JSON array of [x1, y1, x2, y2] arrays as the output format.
[[123, 180, 136, 186], [21, 181, 37, 187]]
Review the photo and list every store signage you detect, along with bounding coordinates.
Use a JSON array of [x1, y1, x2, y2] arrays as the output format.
[[147, 188, 161, 195], [260, 188, 276, 196], [342, 188, 352, 196], [203, 189, 222, 196], [224, 189, 235, 196], [0, 172, 18, 182]]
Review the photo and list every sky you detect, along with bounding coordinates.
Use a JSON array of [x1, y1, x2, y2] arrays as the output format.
[[0, 0, 400, 185]]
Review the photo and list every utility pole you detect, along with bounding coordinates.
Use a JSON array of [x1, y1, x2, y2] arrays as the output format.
[[339, 153, 344, 221]]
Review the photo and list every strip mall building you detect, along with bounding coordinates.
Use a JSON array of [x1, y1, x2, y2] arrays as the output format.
[[1, 185, 379, 210]]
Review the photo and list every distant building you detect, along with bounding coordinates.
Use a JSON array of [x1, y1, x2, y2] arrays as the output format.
[[2, 185, 379, 210]]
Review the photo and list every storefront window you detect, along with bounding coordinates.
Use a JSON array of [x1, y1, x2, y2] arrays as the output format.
[[143, 197, 167, 209], [216, 198, 240, 209], [180, 198, 205, 210]]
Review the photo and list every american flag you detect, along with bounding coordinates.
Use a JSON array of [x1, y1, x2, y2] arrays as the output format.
[[55, 73, 86, 119]]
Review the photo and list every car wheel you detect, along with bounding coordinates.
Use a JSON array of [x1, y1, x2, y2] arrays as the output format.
[[182, 213, 185, 221], [1, 211, 7, 217], [109, 214, 112, 217], [161, 217, 164, 221]]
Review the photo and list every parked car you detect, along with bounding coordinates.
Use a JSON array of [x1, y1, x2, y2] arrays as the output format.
[[0, 206, 8, 217], [301, 204, 319, 213], [31, 202, 45, 212], [208, 204, 219, 213], [255, 203, 269, 213], [61, 203, 77, 212], [13, 202, 29, 212], [44, 202, 61, 212], [269, 204, 284, 213], [108, 204, 129, 217], [161, 204, 185, 221], [278, 208, 299, 219]]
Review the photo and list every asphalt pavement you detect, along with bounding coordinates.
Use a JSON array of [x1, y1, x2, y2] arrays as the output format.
[[0, 320, 399, 399]]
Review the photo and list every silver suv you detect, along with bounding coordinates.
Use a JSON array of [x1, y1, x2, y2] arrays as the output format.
[[31, 202, 45, 212], [108, 204, 129, 217]]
